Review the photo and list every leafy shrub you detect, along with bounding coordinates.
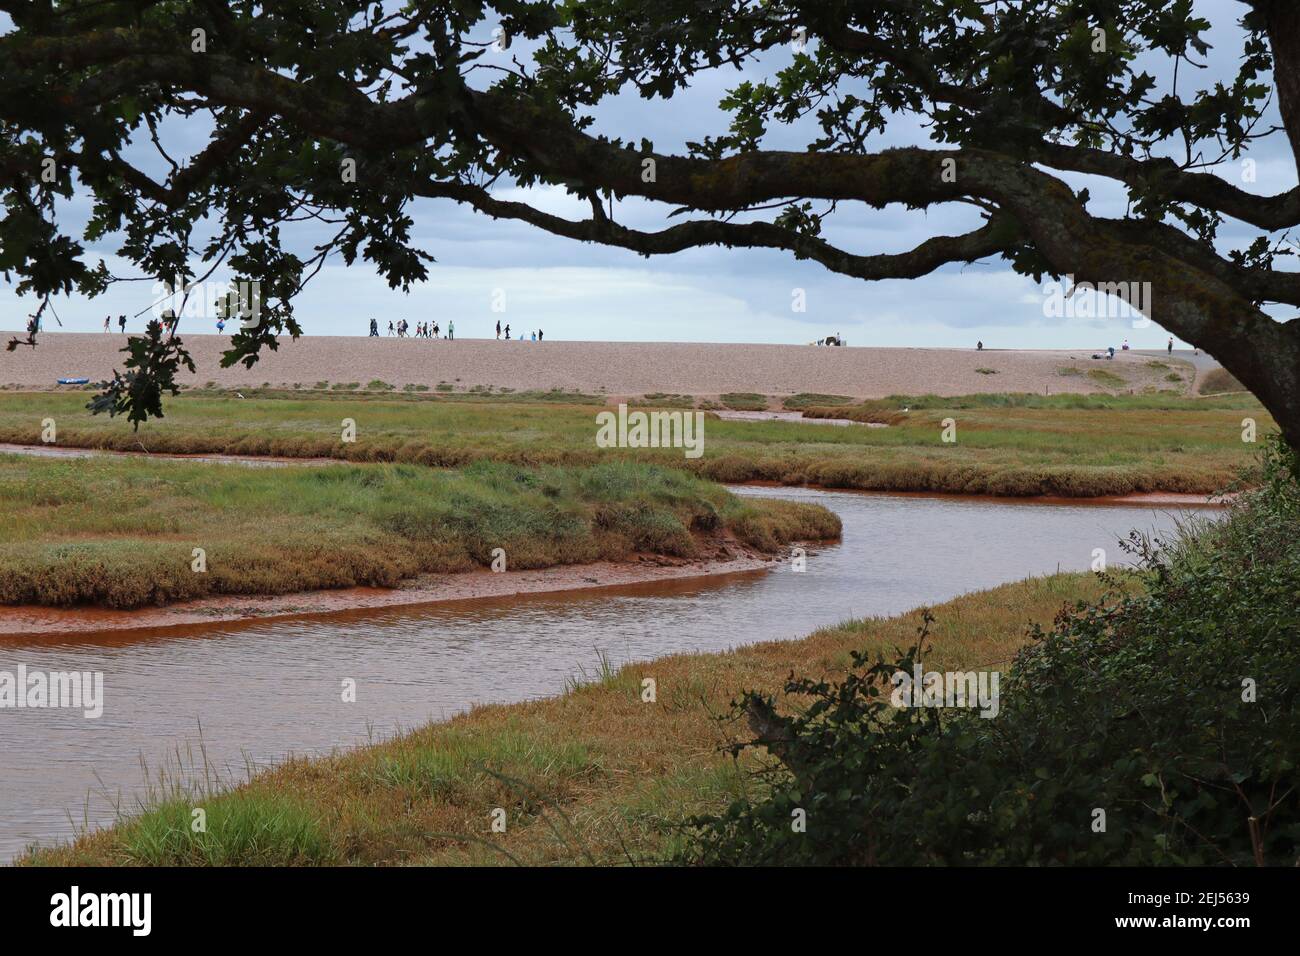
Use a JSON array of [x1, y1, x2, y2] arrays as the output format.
[[680, 437, 1300, 865]]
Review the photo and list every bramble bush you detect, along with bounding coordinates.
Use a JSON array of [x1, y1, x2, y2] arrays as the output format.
[[680, 437, 1300, 865]]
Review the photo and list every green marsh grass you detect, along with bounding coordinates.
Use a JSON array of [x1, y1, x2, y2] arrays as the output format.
[[0, 456, 837, 608], [0, 389, 1268, 497], [719, 392, 769, 411]]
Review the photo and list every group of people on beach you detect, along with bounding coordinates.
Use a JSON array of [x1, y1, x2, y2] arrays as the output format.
[[496, 320, 542, 341], [363, 318, 545, 340], [1088, 337, 1195, 360], [370, 317, 452, 339], [102, 312, 195, 334]]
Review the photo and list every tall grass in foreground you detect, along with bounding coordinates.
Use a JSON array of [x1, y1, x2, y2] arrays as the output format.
[[0, 457, 838, 608]]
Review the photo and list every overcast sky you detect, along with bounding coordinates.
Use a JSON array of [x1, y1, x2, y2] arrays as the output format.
[[2, 0, 1296, 348]]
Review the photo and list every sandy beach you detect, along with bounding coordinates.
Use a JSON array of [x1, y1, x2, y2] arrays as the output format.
[[0, 333, 1202, 398]]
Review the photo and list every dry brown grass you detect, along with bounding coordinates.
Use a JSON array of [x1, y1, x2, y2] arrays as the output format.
[[1198, 367, 1248, 395], [25, 572, 1110, 866]]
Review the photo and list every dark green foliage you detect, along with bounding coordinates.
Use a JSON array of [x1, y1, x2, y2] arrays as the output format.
[[681, 437, 1300, 865], [1, 2, 1294, 433], [85, 320, 196, 429]]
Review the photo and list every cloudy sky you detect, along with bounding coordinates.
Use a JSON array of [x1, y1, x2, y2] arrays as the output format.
[[2, 0, 1296, 348]]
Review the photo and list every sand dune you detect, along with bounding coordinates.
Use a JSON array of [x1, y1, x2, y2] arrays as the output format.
[[0, 332, 1202, 398]]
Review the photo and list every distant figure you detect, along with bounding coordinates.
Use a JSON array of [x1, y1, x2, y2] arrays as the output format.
[[118, 315, 126, 333], [387, 320, 394, 336], [496, 320, 501, 340], [216, 318, 225, 333], [504, 324, 510, 339], [103, 315, 110, 332], [1167, 336, 1173, 354], [530, 331, 536, 341], [1107, 346, 1116, 359], [369, 318, 378, 336], [976, 340, 983, 350], [448, 320, 454, 340], [538, 328, 543, 341], [1122, 338, 1130, 350]]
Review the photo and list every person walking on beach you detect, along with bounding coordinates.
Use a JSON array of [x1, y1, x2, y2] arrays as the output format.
[[448, 319, 454, 340], [504, 324, 510, 339], [496, 320, 501, 340], [538, 328, 543, 341], [369, 318, 378, 336], [1167, 336, 1173, 354], [117, 315, 126, 333], [387, 320, 394, 336], [103, 315, 110, 332]]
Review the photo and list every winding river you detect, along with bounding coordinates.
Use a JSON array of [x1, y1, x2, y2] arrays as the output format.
[[0, 486, 1216, 861]]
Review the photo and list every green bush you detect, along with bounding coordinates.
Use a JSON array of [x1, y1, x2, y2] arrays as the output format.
[[680, 437, 1300, 865]]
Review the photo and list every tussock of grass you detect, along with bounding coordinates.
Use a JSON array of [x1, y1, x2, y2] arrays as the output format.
[[634, 393, 695, 408], [1085, 368, 1126, 389], [782, 393, 855, 409], [118, 795, 335, 866], [23, 573, 1110, 866], [1199, 367, 1247, 395], [0, 458, 838, 608], [719, 392, 769, 411]]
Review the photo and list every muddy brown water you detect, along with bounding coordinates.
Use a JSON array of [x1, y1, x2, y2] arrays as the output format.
[[0, 486, 1217, 861]]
